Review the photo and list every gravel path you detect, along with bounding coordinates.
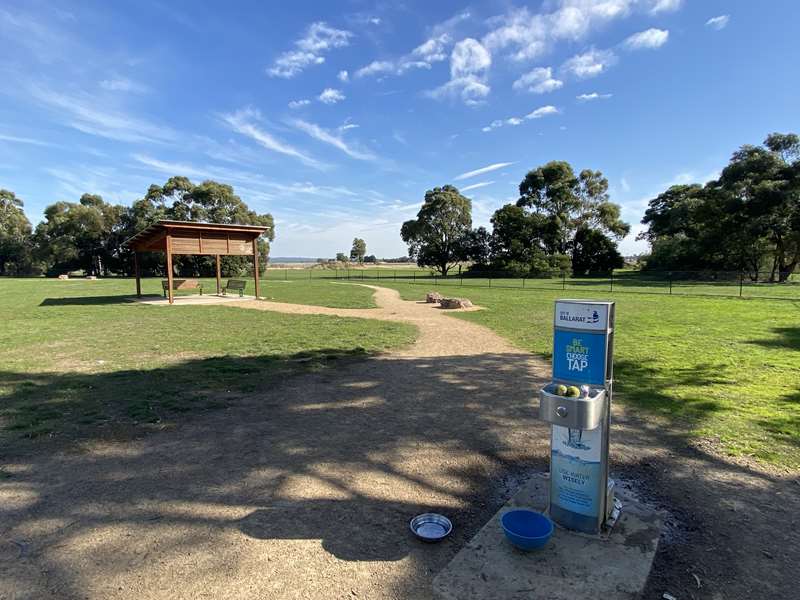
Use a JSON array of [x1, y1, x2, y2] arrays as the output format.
[[2, 286, 797, 600], [230, 285, 524, 358]]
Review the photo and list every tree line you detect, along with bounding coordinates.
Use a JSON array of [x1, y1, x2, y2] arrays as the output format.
[[0, 177, 274, 278], [401, 161, 629, 277], [639, 133, 800, 281], [400, 133, 800, 282]]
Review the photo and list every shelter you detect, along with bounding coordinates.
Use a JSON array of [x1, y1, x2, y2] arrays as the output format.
[[124, 220, 270, 304]]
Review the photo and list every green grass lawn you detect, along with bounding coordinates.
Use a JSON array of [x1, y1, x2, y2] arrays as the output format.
[[375, 282, 800, 469], [0, 277, 414, 443]]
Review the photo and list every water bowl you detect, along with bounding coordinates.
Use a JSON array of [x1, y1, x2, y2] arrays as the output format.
[[501, 509, 553, 551], [410, 513, 452, 542]]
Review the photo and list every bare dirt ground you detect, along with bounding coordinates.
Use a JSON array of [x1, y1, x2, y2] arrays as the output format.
[[2, 286, 798, 599]]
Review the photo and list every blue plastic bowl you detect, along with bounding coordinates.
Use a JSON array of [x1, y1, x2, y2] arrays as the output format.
[[501, 509, 554, 551]]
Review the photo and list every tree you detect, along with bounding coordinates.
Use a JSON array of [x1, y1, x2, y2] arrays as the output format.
[[639, 132, 800, 281], [33, 194, 125, 276], [122, 177, 275, 277], [335, 252, 349, 263], [571, 227, 624, 275], [462, 226, 492, 268], [400, 185, 472, 275], [484, 204, 551, 275], [350, 238, 366, 263], [0, 189, 33, 275], [517, 161, 629, 259]]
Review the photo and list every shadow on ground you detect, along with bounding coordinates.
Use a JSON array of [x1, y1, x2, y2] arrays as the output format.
[[1, 351, 798, 600], [39, 295, 156, 306]]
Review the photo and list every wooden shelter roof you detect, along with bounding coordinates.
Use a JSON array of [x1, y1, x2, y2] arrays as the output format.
[[124, 220, 269, 255]]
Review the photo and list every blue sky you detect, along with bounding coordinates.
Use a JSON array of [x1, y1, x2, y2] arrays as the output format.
[[1, 1, 798, 258]]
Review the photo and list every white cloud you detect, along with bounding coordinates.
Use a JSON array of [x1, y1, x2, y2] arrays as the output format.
[[354, 60, 395, 78], [577, 92, 612, 101], [624, 28, 669, 50], [649, 0, 682, 14], [483, 2, 635, 63], [0, 133, 54, 147], [221, 108, 323, 169], [99, 77, 149, 94], [352, 11, 470, 81], [705, 15, 730, 31], [478, 106, 558, 130], [337, 69, 349, 82], [620, 177, 631, 192], [412, 34, 451, 63], [288, 99, 311, 109], [454, 162, 514, 181], [561, 48, 617, 78], [289, 118, 375, 161], [460, 181, 495, 192], [29, 85, 174, 144], [512, 66, 563, 94], [318, 88, 345, 104], [450, 37, 491, 78], [267, 22, 352, 78], [427, 38, 491, 106], [338, 119, 359, 132], [526, 105, 559, 119]]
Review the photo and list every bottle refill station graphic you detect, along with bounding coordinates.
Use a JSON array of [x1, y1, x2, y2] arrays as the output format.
[[539, 300, 618, 534]]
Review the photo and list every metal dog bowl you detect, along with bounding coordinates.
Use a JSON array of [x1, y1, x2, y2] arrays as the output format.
[[410, 513, 452, 542]]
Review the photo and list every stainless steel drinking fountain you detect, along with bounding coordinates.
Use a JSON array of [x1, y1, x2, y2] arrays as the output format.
[[538, 300, 618, 535]]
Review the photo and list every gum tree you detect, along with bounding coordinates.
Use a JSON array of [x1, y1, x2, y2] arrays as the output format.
[[401, 185, 472, 276]]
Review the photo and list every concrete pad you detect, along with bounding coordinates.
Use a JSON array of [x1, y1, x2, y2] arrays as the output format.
[[135, 294, 257, 306], [433, 474, 663, 600]]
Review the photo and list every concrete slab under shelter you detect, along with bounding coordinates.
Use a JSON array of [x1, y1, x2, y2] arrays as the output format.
[[135, 294, 257, 305]]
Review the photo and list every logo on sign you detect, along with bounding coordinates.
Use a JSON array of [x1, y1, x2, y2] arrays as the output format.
[[559, 308, 599, 326]]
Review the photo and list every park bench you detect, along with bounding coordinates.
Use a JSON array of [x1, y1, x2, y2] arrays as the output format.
[[221, 279, 247, 297], [161, 279, 203, 297]]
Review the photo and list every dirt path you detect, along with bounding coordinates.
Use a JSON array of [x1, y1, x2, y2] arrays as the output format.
[[2, 286, 798, 600], [229, 285, 524, 358]]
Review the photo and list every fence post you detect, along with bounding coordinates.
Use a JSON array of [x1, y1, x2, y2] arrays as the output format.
[[610, 270, 614, 292], [413, 271, 416, 283], [488, 275, 492, 287], [285, 268, 288, 281], [460, 274, 463, 287], [668, 272, 672, 295], [562, 272, 566, 290], [394, 269, 397, 281], [739, 271, 744, 298], [522, 277, 526, 289]]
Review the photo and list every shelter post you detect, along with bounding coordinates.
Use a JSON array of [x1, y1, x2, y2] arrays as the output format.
[[166, 234, 174, 304], [252, 239, 260, 299], [134, 252, 141, 297], [215, 254, 221, 295]]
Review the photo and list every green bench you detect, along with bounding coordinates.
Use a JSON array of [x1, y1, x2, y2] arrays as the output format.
[[221, 279, 247, 297], [162, 279, 203, 297]]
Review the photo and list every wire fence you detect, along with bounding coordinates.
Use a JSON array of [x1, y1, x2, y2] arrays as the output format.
[[262, 267, 800, 301]]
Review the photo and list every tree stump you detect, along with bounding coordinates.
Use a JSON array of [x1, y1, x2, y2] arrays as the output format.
[[439, 297, 473, 309]]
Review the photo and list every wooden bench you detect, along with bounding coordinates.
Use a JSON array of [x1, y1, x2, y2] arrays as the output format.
[[162, 279, 203, 297], [221, 279, 247, 297]]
